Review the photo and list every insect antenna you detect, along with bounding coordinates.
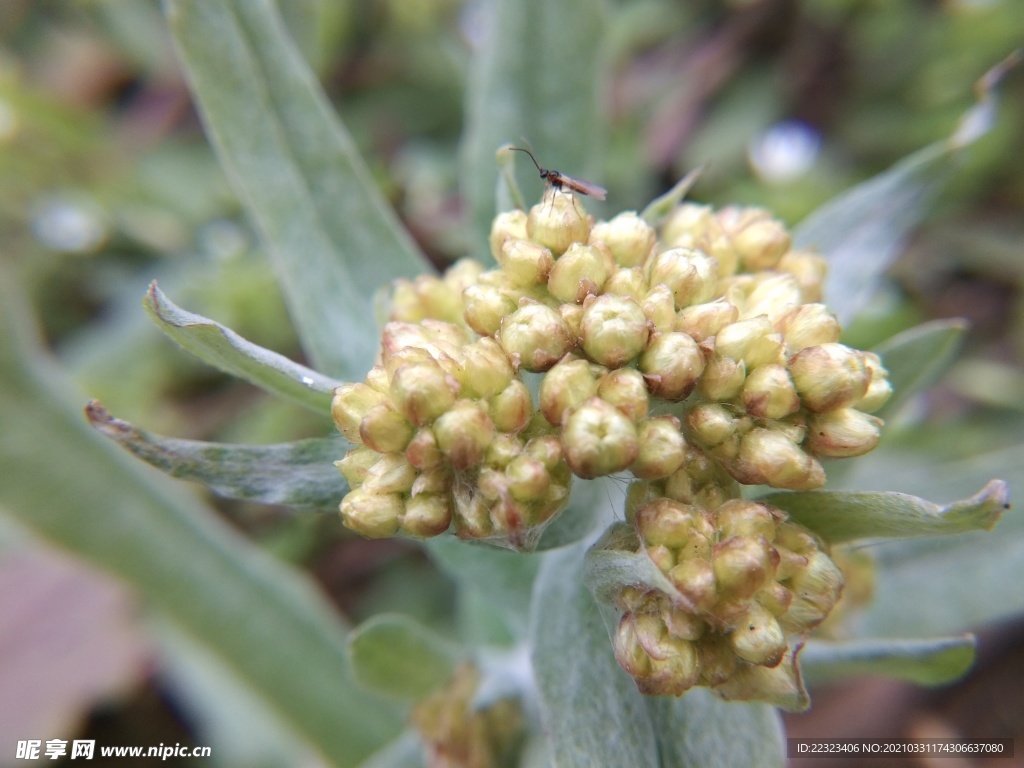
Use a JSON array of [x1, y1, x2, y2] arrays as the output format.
[[508, 146, 544, 173]]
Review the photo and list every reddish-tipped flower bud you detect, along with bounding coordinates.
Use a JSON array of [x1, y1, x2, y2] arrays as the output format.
[[498, 238, 553, 288], [728, 602, 787, 667], [777, 303, 841, 352], [489, 379, 534, 433], [676, 300, 739, 342], [857, 352, 892, 413], [539, 356, 601, 426], [527, 190, 592, 256], [806, 408, 882, 458], [340, 489, 402, 538], [459, 337, 514, 399], [405, 427, 444, 470], [699, 354, 747, 401], [788, 343, 869, 413], [463, 281, 517, 337], [498, 303, 575, 372], [332, 383, 388, 443], [641, 284, 677, 333], [631, 416, 687, 480], [647, 247, 719, 308], [389, 358, 459, 426], [432, 400, 496, 470], [714, 316, 784, 368], [580, 294, 650, 368], [635, 497, 710, 549], [596, 368, 649, 422], [734, 428, 825, 490], [590, 211, 657, 268], [562, 397, 639, 478], [715, 500, 779, 541], [602, 266, 648, 302], [360, 402, 414, 454], [547, 242, 613, 303], [401, 494, 453, 537], [489, 209, 529, 262], [713, 536, 779, 600], [742, 364, 800, 420], [335, 447, 378, 488], [639, 332, 705, 401]]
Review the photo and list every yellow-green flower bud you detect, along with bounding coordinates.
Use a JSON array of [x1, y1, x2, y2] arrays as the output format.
[[735, 428, 825, 490], [562, 396, 639, 478], [631, 416, 687, 480], [389, 358, 459, 426], [596, 368, 649, 422], [443, 257, 484, 294], [638, 332, 705, 401], [489, 379, 534, 433], [365, 365, 391, 394], [498, 303, 575, 372], [459, 337, 514, 399], [361, 453, 418, 495], [740, 273, 803, 323], [411, 465, 452, 496], [661, 203, 716, 250], [463, 283, 517, 337], [539, 356, 601, 426], [676, 300, 739, 343], [636, 632, 701, 696], [857, 352, 892, 412], [713, 536, 779, 600], [777, 303, 841, 352], [340, 488, 402, 538], [602, 266, 648, 302], [506, 454, 551, 502], [498, 238, 554, 288], [401, 493, 453, 538], [580, 294, 650, 368], [635, 497, 707, 549], [686, 403, 748, 460], [432, 400, 496, 470], [405, 427, 444, 470], [806, 408, 882, 457], [647, 543, 675, 572], [547, 242, 613, 303], [699, 353, 747, 401], [489, 209, 529, 262], [696, 634, 738, 687], [732, 217, 791, 272], [788, 343, 869, 413], [778, 250, 827, 302], [714, 316, 784, 368], [485, 432, 524, 468], [332, 383, 388, 443], [527, 190, 591, 256], [668, 558, 716, 612], [728, 603, 787, 667], [613, 613, 652, 680], [524, 435, 564, 470], [781, 550, 844, 632], [715, 499, 780, 541], [360, 402, 414, 454], [336, 447, 378, 488], [590, 211, 657, 268], [558, 302, 584, 338], [742, 364, 800, 419], [663, 604, 706, 641], [641, 284, 677, 333], [647, 247, 719, 308], [757, 581, 794, 617]]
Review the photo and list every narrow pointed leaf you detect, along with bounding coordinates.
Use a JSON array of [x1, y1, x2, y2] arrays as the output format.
[[0, 273, 399, 767], [640, 167, 703, 226], [165, 0, 430, 379], [760, 480, 1009, 544], [461, 0, 606, 255], [529, 544, 659, 767], [795, 61, 1006, 324], [145, 282, 340, 413], [872, 319, 967, 420], [648, 691, 785, 768], [348, 614, 461, 700], [86, 400, 346, 510], [800, 635, 975, 686]]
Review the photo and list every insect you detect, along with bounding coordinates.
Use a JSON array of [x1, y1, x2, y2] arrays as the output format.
[[508, 146, 607, 201]]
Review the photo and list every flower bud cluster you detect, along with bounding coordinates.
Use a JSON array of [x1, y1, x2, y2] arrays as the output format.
[[333, 188, 891, 550], [613, 491, 843, 701], [332, 320, 570, 548]]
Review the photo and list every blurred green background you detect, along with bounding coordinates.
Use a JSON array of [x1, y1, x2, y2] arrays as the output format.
[[0, 0, 1021, 765]]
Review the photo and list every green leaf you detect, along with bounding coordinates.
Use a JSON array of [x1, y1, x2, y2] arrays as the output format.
[[648, 691, 785, 768], [760, 480, 1008, 544], [800, 635, 976, 687], [348, 614, 461, 700], [360, 732, 426, 768], [165, 0, 429, 379], [461, 0, 607, 255], [529, 544, 660, 767], [145, 282, 340, 414], [640, 167, 703, 227], [794, 62, 1007, 325], [581, 523, 680, 605], [872, 319, 967, 420], [86, 401, 347, 511], [0, 272, 399, 766]]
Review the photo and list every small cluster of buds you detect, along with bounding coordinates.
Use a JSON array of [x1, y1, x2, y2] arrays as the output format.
[[332, 320, 571, 547], [412, 663, 524, 768], [612, 492, 842, 701]]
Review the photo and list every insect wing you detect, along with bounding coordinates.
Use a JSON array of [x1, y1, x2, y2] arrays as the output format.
[[562, 176, 607, 201]]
